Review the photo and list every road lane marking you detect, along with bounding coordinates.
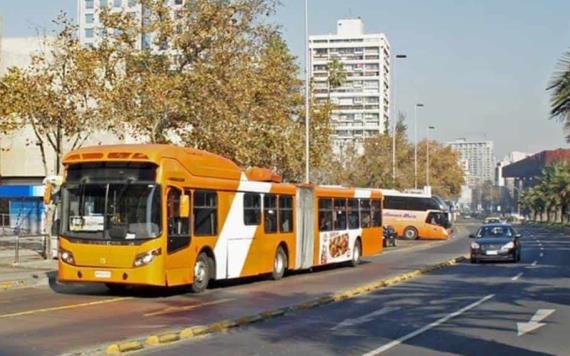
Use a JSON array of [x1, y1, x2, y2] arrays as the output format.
[[362, 294, 495, 355], [517, 309, 555, 336], [0, 297, 133, 320], [540, 253, 544, 257], [531, 261, 538, 266], [511, 273, 523, 281], [540, 247, 544, 250], [143, 298, 233, 317], [331, 306, 400, 330]]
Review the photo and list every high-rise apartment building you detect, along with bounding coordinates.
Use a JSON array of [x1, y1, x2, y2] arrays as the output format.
[[309, 19, 391, 154], [447, 138, 495, 185], [78, 0, 186, 48]]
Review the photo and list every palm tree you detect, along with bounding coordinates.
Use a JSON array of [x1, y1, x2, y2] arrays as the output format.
[[547, 50, 570, 142], [327, 58, 347, 99]]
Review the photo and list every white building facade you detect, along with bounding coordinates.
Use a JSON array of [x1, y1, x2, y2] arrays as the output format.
[[309, 19, 391, 155], [447, 138, 495, 185]]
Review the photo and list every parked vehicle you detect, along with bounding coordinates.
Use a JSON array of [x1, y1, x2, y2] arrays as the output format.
[[469, 224, 522, 263]]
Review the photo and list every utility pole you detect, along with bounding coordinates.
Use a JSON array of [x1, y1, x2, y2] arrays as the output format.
[[414, 103, 424, 189], [304, 0, 310, 184], [426, 125, 435, 187], [392, 54, 407, 187]]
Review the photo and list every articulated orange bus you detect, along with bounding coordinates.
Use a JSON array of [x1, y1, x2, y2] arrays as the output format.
[[380, 190, 451, 240], [56, 144, 383, 292]]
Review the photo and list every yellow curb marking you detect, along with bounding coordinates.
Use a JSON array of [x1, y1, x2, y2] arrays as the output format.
[[106, 341, 143, 355], [143, 298, 233, 317], [0, 297, 133, 320]]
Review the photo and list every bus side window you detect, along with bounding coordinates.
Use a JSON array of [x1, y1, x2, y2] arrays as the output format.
[[194, 190, 217, 236], [244, 193, 261, 226], [348, 198, 360, 229], [334, 198, 347, 230], [371, 199, 382, 227], [360, 199, 371, 228], [279, 195, 294, 233], [318, 198, 333, 232], [167, 187, 190, 253], [264, 194, 278, 233]]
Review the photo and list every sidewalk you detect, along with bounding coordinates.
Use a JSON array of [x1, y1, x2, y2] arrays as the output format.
[[0, 241, 57, 291]]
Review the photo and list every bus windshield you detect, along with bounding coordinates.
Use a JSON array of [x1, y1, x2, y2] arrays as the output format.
[[62, 182, 161, 240]]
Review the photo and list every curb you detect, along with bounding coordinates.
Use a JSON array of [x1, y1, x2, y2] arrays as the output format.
[[100, 255, 467, 355]]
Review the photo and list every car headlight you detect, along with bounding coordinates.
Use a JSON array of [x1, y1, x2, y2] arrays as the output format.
[[133, 248, 162, 267], [59, 248, 75, 265], [502, 241, 515, 250], [471, 242, 480, 249]]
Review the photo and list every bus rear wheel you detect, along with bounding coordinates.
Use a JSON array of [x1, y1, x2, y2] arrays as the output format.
[[349, 239, 362, 267], [403, 227, 419, 240], [190, 253, 210, 293], [272, 247, 287, 280]]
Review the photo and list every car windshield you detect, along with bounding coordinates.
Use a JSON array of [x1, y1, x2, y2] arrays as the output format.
[[476, 226, 514, 238], [62, 182, 161, 240]]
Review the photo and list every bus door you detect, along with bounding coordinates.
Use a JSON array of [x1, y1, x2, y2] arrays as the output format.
[[165, 186, 192, 284], [295, 186, 315, 269]]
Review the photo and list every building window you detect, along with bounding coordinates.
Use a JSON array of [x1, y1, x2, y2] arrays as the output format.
[[85, 0, 94, 9], [243, 193, 261, 226], [113, 0, 122, 7], [128, 0, 138, 6], [85, 28, 94, 38], [100, 0, 108, 7], [85, 14, 94, 24], [174, 0, 184, 4]]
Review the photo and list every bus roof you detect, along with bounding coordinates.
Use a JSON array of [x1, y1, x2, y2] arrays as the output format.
[[376, 189, 431, 198], [63, 144, 244, 181]]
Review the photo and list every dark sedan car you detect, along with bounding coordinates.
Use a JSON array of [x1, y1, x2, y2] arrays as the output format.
[[469, 224, 521, 263]]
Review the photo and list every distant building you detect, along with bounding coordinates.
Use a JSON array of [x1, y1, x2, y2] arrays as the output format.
[[495, 151, 530, 187], [447, 138, 495, 186], [0, 36, 49, 74], [309, 18, 391, 155]]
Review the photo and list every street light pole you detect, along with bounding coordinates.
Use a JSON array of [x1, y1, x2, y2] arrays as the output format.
[[414, 103, 424, 189], [426, 125, 435, 188], [304, 0, 310, 184], [392, 54, 407, 187]]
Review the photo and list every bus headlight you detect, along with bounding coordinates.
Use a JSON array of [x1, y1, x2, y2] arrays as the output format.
[[133, 248, 162, 267], [59, 248, 75, 265], [470, 242, 480, 249]]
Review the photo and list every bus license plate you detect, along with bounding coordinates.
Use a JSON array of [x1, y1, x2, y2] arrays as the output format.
[[486, 250, 498, 256], [95, 271, 111, 278]]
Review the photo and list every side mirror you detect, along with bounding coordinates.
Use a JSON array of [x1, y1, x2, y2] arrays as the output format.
[[468, 234, 475, 239], [179, 194, 190, 218]]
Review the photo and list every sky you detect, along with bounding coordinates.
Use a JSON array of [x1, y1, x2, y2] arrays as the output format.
[[1, 0, 569, 158]]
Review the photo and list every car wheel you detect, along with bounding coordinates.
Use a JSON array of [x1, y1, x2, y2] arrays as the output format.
[[271, 246, 287, 280], [516, 251, 521, 262], [190, 252, 210, 294], [349, 239, 362, 267], [470, 256, 477, 264], [403, 227, 419, 240]]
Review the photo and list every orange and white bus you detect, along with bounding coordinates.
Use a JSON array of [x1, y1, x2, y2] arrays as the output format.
[[55, 144, 383, 292], [380, 190, 451, 240]]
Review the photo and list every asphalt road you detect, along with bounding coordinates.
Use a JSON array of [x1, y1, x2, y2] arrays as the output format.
[[0, 224, 474, 355], [143, 225, 570, 356]]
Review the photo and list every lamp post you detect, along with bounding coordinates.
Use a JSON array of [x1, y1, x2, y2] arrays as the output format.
[[391, 54, 407, 187], [304, 0, 311, 183], [426, 125, 435, 188], [414, 103, 424, 189]]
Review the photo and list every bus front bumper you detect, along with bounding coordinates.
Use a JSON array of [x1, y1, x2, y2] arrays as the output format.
[[58, 260, 166, 286]]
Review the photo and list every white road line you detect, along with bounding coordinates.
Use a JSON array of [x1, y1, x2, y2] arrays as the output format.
[[540, 252, 544, 257], [331, 306, 400, 330], [362, 294, 495, 356], [511, 273, 523, 281], [531, 261, 538, 266], [540, 247, 544, 250]]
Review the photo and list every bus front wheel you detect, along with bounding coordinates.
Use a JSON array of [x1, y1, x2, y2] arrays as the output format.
[[403, 227, 419, 240], [191, 253, 210, 293]]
